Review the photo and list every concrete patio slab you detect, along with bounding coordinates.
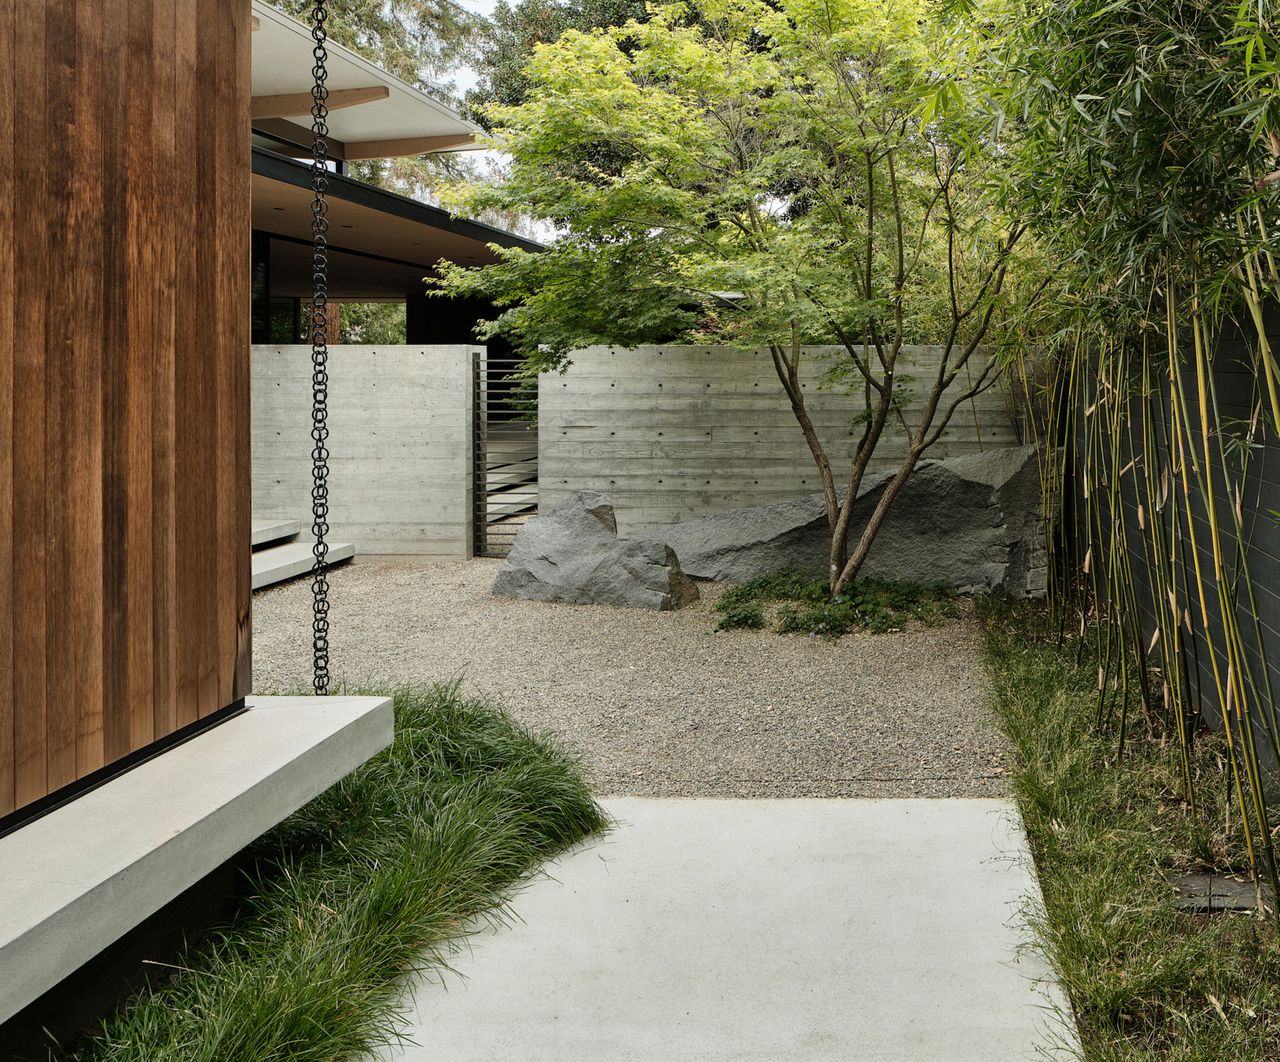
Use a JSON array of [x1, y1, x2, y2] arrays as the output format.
[[384, 797, 1075, 1061]]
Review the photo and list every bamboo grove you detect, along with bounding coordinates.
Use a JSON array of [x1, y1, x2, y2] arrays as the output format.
[[989, 0, 1280, 906]]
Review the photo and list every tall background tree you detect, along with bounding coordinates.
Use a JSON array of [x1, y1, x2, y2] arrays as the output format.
[[434, 0, 1039, 593], [464, 0, 648, 118]]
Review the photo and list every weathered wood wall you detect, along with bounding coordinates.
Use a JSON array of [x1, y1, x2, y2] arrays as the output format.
[[0, 0, 252, 817]]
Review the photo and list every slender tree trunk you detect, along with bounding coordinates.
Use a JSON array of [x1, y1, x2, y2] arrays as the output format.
[[769, 343, 839, 529], [828, 404, 890, 590], [832, 445, 925, 596], [829, 342, 1002, 593]]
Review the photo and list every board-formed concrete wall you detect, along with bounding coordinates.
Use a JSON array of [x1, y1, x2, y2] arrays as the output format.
[[252, 345, 476, 557], [540, 345, 1024, 534]]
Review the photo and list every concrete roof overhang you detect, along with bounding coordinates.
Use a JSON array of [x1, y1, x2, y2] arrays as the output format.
[[251, 0, 484, 159]]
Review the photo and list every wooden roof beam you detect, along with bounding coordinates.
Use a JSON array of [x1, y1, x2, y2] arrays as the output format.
[[251, 85, 390, 120], [343, 133, 478, 160]]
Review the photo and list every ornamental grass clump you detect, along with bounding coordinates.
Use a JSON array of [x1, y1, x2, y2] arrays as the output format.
[[67, 683, 607, 1062]]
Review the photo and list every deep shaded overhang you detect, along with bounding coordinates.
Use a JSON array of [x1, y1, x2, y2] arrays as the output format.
[[252, 147, 542, 299]]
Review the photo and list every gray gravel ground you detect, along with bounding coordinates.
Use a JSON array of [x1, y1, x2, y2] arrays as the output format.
[[252, 559, 1008, 798]]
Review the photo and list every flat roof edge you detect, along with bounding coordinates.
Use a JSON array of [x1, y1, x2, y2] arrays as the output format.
[[252, 147, 544, 255], [251, 0, 484, 136]]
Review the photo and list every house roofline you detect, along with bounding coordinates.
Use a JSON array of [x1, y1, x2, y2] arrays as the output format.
[[251, 147, 544, 255]]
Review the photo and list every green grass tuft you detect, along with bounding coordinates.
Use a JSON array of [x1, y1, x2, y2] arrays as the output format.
[[65, 683, 608, 1062], [715, 569, 959, 636], [978, 596, 1280, 1061], [714, 600, 767, 630]]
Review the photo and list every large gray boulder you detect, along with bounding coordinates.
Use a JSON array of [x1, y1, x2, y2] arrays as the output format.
[[661, 445, 1046, 595], [493, 492, 699, 610]]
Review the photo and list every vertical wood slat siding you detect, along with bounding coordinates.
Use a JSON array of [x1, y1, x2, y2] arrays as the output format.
[[153, 0, 180, 742], [0, 0, 251, 815], [229, 6, 253, 699], [118, 0, 152, 761], [13, 0, 49, 808], [0, 0, 14, 815]]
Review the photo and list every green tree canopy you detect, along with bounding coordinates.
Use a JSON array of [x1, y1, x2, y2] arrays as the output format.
[[274, 0, 479, 96], [464, 0, 649, 120], [976, 0, 1280, 336], [433, 0, 1036, 590]]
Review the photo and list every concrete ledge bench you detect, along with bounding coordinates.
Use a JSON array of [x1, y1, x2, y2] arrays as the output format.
[[0, 694, 394, 1023]]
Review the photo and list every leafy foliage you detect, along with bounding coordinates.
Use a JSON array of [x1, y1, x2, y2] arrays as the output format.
[[436, 0, 1038, 592], [465, 0, 649, 120], [437, 0, 1028, 366], [715, 570, 959, 636], [713, 599, 767, 630], [982, 0, 1280, 901], [982, 0, 1280, 328], [338, 302, 407, 344], [272, 0, 479, 96], [69, 684, 606, 1062]]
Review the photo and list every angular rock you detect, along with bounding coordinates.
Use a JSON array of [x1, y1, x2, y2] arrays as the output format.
[[662, 446, 1046, 595], [657, 486, 856, 586], [493, 491, 699, 610]]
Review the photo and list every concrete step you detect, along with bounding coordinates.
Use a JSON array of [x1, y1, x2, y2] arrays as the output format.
[[252, 540, 354, 591], [251, 518, 301, 549], [484, 499, 538, 522], [483, 480, 538, 500], [481, 455, 538, 472]]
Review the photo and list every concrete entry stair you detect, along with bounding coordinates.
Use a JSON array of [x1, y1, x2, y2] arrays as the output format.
[[251, 517, 301, 548], [383, 797, 1077, 1061], [0, 695, 394, 1024], [252, 538, 355, 590]]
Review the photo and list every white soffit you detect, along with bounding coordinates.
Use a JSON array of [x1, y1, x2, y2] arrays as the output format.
[[251, 1, 483, 152]]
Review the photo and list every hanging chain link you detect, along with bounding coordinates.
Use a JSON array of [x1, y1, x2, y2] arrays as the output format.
[[309, 1, 331, 695]]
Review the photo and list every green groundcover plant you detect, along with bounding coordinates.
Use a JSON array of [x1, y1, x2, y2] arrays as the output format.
[[61, 684, 607, 1062], [715, 569, 959, 636]]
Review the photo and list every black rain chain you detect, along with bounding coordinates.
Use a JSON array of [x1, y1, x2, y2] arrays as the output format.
[[309, 1, 332, 696]]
